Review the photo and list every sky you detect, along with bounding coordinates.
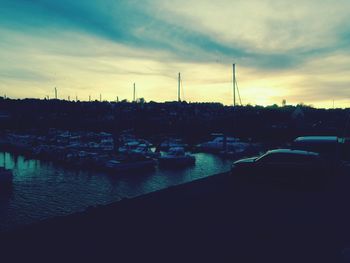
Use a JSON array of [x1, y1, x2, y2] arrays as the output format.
[[1, 0, 350, 108]]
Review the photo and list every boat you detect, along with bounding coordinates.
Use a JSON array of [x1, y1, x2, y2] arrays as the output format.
[[104, 156, 156, 173], [159, 138, 188, 151], [158, 147, 195, 167], [132, 144, 160, 158], [196, 134, 250, 154], [119, 142, 159, 158], [118, 141, 141, 154], [118, 137, 153, 153], [0, 167, 13, 186]]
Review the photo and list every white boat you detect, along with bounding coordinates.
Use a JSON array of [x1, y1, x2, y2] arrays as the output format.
[[158, 147, 195, 167], [118, 140, 140, 154], [132, 144, 160, 158], [0, 167, 13, 186], [196, 134, 250, 153], [159, 139, 188, 151], [119, 142, 159, 158]]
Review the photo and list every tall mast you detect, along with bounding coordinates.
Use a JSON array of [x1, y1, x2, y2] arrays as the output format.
[[54, 87, 57, 100], [133, 83, 136, 102], [233, 64, 236, 107], [178, 72, 181, 102]]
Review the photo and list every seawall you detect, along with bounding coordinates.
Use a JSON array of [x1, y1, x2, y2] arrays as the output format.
[[1, 170, 349, 263]]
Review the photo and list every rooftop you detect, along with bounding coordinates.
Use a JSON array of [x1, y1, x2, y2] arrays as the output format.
[[294, 136, 338, 143], [267, 149, 319, 156]]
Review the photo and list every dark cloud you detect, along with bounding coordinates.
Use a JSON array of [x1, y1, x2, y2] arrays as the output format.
[[0, 0, 312, 70]]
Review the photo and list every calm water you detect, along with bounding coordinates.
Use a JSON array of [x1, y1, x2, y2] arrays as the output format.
[[0, 152, 232, 231]]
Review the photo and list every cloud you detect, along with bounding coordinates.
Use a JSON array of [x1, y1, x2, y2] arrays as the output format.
[[0, 0, 350, 107], [146, 0, 350, 52]]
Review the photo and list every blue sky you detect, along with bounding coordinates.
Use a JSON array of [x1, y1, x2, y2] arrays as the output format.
[[1, 0, 350, 107]]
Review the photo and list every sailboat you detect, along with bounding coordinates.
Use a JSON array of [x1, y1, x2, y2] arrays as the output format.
[[157, 73, 196, 167], [196, 64, 260, 157], [178, 72, 182, 102]]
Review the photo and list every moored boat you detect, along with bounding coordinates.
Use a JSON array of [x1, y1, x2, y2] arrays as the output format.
[[104, 156, 156, 173], [159, 138, 188, 151], [158, 147, 195, 167], [196, 134, 250, 154], [132, 144, 160, 158]]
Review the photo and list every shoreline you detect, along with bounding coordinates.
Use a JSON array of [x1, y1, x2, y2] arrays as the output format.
[[0, 171, 230, 235]]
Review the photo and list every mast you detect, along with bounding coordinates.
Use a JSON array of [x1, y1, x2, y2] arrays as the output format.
[[54, 87, 57, 100], [133, 83, 136, 102], [178, 73, 181, 102], [233, 64, 236, 107]]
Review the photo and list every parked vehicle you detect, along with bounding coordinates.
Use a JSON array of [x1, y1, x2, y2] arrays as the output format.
[[231, 149, 330, 184], [292, 136, 341, 168], [293, 136, 339, 156]]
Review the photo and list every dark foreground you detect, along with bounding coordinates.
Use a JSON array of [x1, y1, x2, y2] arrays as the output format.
[[2, 171, 350, 263]]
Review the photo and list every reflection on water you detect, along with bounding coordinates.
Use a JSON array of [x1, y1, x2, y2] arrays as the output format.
[[0, 152, 232, 231]]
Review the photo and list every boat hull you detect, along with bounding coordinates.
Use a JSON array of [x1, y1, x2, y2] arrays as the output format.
[[158, 156, 195, 167], [105, 160, 157, 174]]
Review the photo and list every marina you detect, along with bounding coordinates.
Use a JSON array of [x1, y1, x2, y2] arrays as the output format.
[[2, 1, 350, 261], [0, 151, 232, 232]]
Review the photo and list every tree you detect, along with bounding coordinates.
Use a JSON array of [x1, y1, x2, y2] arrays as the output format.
[[138, 98, 145, 104]]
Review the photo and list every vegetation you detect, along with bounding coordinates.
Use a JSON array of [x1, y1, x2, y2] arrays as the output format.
[[0, 97, 349, 145]]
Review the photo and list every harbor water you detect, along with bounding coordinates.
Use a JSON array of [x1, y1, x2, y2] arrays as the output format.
[[0, 151, 232, 231]]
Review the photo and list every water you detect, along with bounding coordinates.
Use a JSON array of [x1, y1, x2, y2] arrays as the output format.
[[0, 152, 232, 231]]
